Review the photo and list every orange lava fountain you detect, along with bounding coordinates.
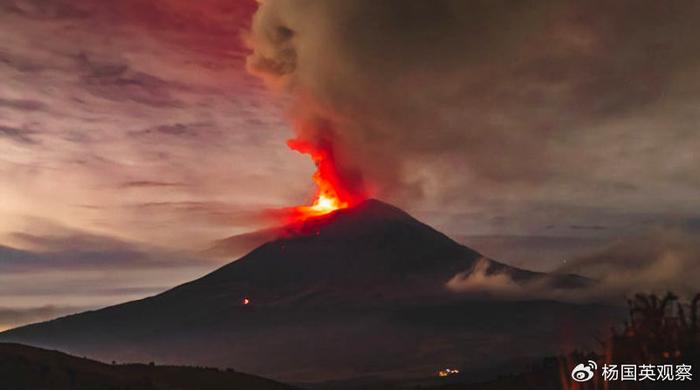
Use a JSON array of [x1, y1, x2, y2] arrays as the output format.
[[287, 138, 364, 220]]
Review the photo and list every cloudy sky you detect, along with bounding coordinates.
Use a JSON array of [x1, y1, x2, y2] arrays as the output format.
[[2, 0, 700, 330]]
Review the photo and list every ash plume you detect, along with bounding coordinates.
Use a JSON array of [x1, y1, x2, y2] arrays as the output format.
[[245, 0, 700, 206]]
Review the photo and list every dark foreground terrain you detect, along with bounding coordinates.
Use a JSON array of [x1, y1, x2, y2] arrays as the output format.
[[3, 292, 697, 390], [0, 342, 297, 390]]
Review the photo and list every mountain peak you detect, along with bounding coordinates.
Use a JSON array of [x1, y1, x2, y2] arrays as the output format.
[[280, 198, 418, 238], [346, 198, 411, 219], [206, 199, 427, 259]]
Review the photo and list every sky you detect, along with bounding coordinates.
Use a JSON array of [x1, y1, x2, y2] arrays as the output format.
[[1, 0, 700, 330]]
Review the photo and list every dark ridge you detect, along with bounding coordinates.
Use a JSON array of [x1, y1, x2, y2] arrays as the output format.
[[0, 342, 298, 390]]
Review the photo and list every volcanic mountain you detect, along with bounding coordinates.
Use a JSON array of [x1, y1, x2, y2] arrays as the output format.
[[0, 199, 620, 384]]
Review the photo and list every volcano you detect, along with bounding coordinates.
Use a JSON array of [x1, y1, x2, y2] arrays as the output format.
[[0, 200, 620, 384]]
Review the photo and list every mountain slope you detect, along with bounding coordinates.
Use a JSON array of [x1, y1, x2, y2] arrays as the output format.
[[196, 199, 587, 307], [0, 199, 617, 383]]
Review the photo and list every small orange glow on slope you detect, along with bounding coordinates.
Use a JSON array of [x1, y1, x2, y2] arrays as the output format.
[[287, 138, 364, 220]]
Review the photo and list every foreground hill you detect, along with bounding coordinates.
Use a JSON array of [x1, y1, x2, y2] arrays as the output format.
[[0, 200, 621, 383], [0, 342, 297, 390]]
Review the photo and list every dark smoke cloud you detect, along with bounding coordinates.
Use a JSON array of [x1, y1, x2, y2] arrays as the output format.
[[556, 229, 700, 298], [246, 0, 700, 206]]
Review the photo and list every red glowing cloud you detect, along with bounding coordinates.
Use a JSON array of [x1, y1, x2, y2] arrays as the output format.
[[287, 138, 367, 220]]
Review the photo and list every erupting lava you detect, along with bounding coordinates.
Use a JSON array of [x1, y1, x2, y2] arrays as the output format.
[[288, 138, 365, 220], [307, 193, 345, 215]]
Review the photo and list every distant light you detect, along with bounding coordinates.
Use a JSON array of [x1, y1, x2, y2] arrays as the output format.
[[242, 297, 251, 305], [438, 368, 460, 377]]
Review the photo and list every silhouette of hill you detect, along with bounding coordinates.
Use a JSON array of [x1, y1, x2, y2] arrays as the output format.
[[0, 199, 619, 383], [0, 342, 297, 390]]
